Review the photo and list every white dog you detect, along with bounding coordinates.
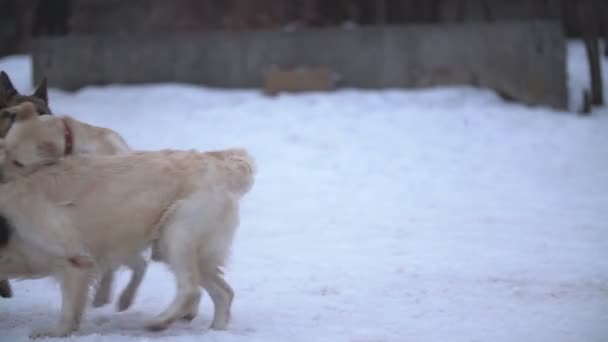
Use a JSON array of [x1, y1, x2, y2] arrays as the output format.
[[0, 101, 142, 311], [0, 141, 255, 338]]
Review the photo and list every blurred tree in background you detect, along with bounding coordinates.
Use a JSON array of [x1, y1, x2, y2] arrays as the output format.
[[0, 0, 605, 45], [0, 0, 605, 112]]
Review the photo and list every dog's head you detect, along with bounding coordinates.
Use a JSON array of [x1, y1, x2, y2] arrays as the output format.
[[0, 71, 52, 137], [0, 104, 64, 182]]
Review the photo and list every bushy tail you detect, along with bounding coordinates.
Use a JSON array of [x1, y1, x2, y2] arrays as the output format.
[[209, 148, 256, 197]]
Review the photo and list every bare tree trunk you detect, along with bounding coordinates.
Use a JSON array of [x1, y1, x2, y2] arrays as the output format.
[[603, 0, 608, 57], [302, 0, 321, 26], [430, 0, 440, 21], [376, 0, 386, 25], [266, 0, 286, 28], [457, 0, 466, 22], [605, 29, 608, 57], [480, 0, 493, 22], [580, 89, 592, 114], [343, 0, 362, 25], [533, 0, 548, 19], [579, 0, 604, 106]]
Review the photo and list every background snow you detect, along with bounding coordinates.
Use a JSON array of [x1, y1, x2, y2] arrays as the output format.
[[0, 41, 606, 342]]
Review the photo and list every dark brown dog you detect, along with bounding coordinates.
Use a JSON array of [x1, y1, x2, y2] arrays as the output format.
[[0, 71, 52, 298]]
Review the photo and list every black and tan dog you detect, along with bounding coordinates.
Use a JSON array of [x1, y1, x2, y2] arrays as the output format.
[[0, 71, 51, 137], [0, 71, 51, 298]]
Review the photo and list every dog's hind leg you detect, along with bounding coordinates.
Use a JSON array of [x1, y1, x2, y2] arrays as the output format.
[[30, 268, 90, 338], [92, 270, 113, 307], [200, 267, 234, 330], [145, 241, 201, 331], [117, 254, 147, 312], [213, 269, 234, 308], [179, 267, 231, 323], [0, 279, 12, 298]]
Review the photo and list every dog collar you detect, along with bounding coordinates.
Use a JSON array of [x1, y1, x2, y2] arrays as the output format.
[[62, 118, 73, 155]]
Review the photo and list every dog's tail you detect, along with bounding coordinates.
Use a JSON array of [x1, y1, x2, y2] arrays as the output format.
[[209, 148, 257, 197]]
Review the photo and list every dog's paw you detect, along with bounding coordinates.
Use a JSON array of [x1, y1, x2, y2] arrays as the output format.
[[92, 295, 110, 308], [92, 288, 111, 308], [209, 321, 228, 331], [145, 319, 171, 332], [116, 293, 133, 312], [209, 317, 229, 331], [209, 309, 231, 330], [179, 306, 199, 322], [180, 312, 197, 322], [29, 326, 73, 339]]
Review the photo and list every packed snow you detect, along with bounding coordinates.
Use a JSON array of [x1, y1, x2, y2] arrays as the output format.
[[0, 41, 607, 342]]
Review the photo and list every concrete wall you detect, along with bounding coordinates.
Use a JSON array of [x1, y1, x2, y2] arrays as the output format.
[[31, 21, 567, 109]]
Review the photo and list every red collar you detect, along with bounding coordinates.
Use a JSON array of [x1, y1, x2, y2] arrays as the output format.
[[62, 118, 73, 155]]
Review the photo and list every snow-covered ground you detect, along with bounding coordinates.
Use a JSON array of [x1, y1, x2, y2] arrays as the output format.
[[0, 41, 607, 342]]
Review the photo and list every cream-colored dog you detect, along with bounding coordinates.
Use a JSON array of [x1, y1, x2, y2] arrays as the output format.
[[0, 101, 142, 311], [0, 145, 255, 338]]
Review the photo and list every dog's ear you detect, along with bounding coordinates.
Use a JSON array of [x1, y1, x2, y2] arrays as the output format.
[[0, 71, 17, 99], [37, 141, 61, 160], [32, 77, 48, 104]]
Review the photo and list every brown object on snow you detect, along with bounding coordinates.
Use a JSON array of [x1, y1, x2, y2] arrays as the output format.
[[263, 67, 339, 96]]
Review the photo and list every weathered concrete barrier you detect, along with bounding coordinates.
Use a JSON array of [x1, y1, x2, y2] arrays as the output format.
[[31, 21, 567, 109]]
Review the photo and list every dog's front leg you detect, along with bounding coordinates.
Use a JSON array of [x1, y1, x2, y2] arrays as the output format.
[[30, 268, 90, 339], [92, 270, 113, 307]]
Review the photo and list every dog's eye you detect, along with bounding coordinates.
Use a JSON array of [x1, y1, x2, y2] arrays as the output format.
[[12, 160, 24, 168]]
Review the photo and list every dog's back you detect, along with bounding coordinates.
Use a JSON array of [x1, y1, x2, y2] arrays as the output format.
[[0, 103, 131, 176], [0, 149, 255, 263]]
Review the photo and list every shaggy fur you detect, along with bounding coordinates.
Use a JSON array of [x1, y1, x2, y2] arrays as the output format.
[[0, 73, 52, 299], [0, 101, 141, 310], [3, 102, 129, 160], [0, 147, 255, 338]]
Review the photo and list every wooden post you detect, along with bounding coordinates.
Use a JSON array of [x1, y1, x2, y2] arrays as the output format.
[[457, 0, 466, 22], [579, 0, 604, 106], [603, 0, 608, 57], [580, 89, 592, 115], [376, 0, 386, 25], [480, 0, 493, 22]]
